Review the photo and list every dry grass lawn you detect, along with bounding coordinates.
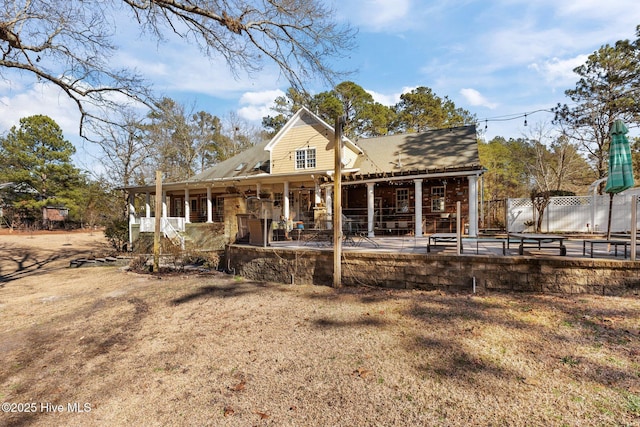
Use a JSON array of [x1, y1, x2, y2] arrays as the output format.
[[1, 231, 639, 426]]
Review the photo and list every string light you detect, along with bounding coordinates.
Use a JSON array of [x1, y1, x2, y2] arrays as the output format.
[[477, 108, 554, 131]]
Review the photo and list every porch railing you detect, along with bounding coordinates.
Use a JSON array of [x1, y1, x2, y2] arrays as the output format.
[[138, 217, 186, 233], [161, 218, 185, 249], [138, 217, 186, 248]]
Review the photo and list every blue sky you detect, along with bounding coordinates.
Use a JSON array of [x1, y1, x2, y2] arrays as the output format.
[[1, 0, 639, 171]]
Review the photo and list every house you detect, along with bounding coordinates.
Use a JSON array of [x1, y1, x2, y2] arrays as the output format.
[[124, 107, 484, 248], [42, 205, 69, 229]]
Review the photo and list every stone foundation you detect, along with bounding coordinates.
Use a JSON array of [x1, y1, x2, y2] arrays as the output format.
[[227, 245, 640, 296]]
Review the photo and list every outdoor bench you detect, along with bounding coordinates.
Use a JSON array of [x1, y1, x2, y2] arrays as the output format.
[[507, 233, 568, 256], [464, 237, 507, 255], [582, 239, 630, 258], [427, 234, 507, 255]]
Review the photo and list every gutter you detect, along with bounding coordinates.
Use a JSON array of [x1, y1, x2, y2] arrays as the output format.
[[325, 169, 484, 187]]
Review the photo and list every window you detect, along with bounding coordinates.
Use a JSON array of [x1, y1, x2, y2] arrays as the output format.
[[216, 196, 224, 221], [295, 148, 316, 169], [396, 188, 409, 213], [431, 186, 445, 212]]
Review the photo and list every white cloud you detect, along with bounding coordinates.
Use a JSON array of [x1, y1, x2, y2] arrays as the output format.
[[0, 80, 80, 137], [366, 86, 415, 106], [366, 90, 398, 106], [337, 0, 413, 31], [239, 90, 285, 106], [237, 105, 271, 122], [237, 89, 285, 122], [555, 0, 640, 25], [115, 38, 283, 99], [528, 55, 588, 87], [459, 88, 498, 109]]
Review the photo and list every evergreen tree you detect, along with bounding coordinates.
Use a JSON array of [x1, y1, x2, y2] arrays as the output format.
[[393, 86, 476, 133], [0, 115, 84, 225], [553, 26, 640, 183]]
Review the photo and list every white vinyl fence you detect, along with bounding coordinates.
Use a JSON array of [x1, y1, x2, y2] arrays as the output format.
[[507, 190, 640, 233]]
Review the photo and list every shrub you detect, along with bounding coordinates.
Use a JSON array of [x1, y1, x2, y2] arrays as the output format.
[[128, 255, 150, 272], [104, 218, 129, 252]]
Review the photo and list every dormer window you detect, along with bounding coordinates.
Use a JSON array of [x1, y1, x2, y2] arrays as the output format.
[[295, 148, 316, 169], [235, 163, 245, 171]]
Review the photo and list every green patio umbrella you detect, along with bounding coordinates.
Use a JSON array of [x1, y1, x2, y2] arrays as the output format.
[[605, 120, 634, 239]]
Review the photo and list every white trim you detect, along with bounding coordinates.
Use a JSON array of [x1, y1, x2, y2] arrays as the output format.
[[264, 106, 363, 154]]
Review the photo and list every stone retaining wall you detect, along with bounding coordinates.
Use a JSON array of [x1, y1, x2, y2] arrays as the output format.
[[227, 245, 640, 296]]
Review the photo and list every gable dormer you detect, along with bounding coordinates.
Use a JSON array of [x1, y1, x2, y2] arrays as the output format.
[[265, 107, 362, 175]]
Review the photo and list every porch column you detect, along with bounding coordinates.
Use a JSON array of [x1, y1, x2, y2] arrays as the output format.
[[145, 192, 151, 218], [468, 175, 479, 237], [414, 179, 423, 237], [162, 191, 167, 217], [256, 182, 261, 197], [314, 181, 321, 206], [128, 192, 136, 224], [367, 182, 375, 237], [283, 181, 290, 221], [325, 186, 333, 229], [206, 185, 213, 223], [184, 188, 190, 223], [128, 192, 135, 248]]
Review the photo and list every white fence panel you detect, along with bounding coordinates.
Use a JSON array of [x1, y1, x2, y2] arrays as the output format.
[[507, 192, 640, 233]]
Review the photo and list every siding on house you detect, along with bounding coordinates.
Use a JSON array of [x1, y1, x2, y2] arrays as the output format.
[[267, 109, 361, 175], [270, 122, 333, 174]]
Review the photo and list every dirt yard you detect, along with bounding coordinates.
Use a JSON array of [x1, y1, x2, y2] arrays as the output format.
[[1, 230, 639, 426]]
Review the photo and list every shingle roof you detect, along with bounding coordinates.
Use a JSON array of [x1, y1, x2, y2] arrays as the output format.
[[187, 140, 271, 182], [182, 125, 480, 185], [352, 125, 481, 177]]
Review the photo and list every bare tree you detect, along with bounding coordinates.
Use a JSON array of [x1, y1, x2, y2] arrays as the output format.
[[0, 0, 355, 136], [0, 1, 152, 135], [523, 122, 593, 232], [144, 97, 197, 181], [221, 111, 262, 160], [89, 109, 153, 187]]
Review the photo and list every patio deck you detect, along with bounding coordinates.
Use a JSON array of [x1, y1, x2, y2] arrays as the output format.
[[266, 234, 632, 259], [228, 234, 640, 295]]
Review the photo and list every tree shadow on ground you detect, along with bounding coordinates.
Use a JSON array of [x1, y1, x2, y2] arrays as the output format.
[[301, 285, 640, 399], [169, 280, 269, 305], [401, 291, 640, 398], [0, 239, 113, 286], [0, 246, 63, 285], [312, 316, 387, 329]]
